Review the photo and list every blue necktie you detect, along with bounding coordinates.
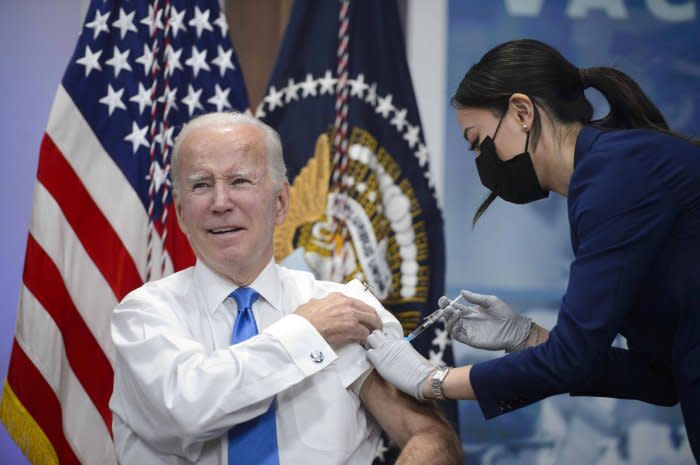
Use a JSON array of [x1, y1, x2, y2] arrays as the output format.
[[227, 287, 280, 465]]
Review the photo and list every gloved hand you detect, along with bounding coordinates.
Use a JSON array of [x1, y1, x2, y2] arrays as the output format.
[[439, 290, 532, 352], [365, 330, 434, 400]]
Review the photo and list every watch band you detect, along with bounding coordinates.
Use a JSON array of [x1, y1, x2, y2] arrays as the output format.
[[431, 367, 450, 400]]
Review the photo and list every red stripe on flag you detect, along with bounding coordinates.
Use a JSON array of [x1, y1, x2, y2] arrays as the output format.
[[6, 341, 82, 465], [165, 203, 195, 272], [23, 235, 114, 434], [37, 134, 143, 301]]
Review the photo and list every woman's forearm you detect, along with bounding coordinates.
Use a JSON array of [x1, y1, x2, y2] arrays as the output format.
[[422, 365, 476, 400]]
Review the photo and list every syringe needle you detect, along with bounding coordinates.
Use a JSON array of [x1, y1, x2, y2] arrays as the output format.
[[404, 294, 462, 342]]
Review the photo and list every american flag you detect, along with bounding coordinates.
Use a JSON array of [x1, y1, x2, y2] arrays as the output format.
[[0, 0, 248, 463]]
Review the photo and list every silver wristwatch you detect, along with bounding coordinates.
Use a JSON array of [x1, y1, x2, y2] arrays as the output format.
[[431, 367, 450, 400]]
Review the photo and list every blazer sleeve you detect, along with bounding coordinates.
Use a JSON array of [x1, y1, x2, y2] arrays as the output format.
[[568, 346, 677, 405], [470, 153, 679, 419]]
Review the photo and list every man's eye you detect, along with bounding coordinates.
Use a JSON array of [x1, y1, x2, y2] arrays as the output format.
[[232, 178, 250, 185], [192, 182, 209, 190]]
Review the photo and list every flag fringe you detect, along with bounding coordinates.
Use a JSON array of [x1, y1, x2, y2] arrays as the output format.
[[0, 381, 59, 465]]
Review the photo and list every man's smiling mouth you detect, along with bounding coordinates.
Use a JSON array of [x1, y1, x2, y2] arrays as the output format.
[[208, 227, 242, 235]]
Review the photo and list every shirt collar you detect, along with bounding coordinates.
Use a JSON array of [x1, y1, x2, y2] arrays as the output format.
[[193, 258, 282, 314]]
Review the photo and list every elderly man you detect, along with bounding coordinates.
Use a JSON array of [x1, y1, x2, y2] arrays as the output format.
[[109, 112, 461, 465]]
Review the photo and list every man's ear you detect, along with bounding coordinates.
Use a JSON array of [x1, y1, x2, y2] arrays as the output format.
[[508, 93, 535, 130], [275, 180, 290, 226]]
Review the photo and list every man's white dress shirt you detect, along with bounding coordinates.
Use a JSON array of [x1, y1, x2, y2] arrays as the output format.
[[110, 259, 403, 465]]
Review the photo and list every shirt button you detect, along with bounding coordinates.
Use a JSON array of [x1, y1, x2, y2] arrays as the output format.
[[310, 350, 324, 363]]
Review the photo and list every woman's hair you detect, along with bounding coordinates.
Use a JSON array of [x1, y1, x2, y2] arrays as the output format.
[[452, 39, 673, 226]]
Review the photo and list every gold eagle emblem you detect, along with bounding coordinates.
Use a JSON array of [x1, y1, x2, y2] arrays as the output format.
[[274, 134, 331, 262]]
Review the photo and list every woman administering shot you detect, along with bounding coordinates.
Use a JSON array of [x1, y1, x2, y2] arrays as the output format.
[[366, 38, 700, 462]]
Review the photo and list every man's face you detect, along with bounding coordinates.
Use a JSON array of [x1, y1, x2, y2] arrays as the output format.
[[173, 123, 289, 284]]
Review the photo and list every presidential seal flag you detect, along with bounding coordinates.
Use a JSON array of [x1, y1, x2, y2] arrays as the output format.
[[0, 1, 248, 463], [259, 1, 455, 462]]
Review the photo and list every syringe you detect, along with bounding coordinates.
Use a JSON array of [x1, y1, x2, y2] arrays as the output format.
[[404, 294, 462, 342]]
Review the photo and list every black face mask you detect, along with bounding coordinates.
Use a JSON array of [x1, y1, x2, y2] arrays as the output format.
[[474, 117, 549, 204]]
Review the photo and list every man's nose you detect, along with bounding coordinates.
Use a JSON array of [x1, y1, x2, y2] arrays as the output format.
[[211, 182, 233, 211]]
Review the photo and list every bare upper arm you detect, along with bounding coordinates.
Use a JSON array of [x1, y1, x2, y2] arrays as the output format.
[[358, 370, 457, 449]]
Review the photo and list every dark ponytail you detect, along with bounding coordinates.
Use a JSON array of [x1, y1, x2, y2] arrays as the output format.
[[453, 39, 686, 226], [581, 66, 668, 131]]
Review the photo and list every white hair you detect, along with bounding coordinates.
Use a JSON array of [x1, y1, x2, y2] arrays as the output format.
[[171, 112, 287, 193]]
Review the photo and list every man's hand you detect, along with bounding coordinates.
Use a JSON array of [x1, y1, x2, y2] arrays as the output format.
[[295, 292, 383, 347], [365, 330, 434, 400], [439, 290, 532, 352]]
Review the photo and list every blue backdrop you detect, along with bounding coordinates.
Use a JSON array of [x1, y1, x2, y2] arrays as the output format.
[[444, 1, 699, 464]]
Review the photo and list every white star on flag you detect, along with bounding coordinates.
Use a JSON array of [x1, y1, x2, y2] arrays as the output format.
[[189, 6, 214, 38], [124, 122, 150, 154], [76, 45, 103, 77], [136, 42, 157, 75], [365, 83, 378, 106], [99, 84, 126, 115], [375, 438, 390, 462], [349, 73, 368, 98], [207, 84, 231, 111], [414, 144, 429, 168], [214, 11, 228, 36], [211, 45, 234, 76], [147, 161, 169, 193], [182, 84, 204, 116], [154, 125, 175, 149], [185, 46, 210, 77], [167, 6, 187, 38], [428, 349, 444, 366], [425, 169, 436, 190], [105, 46, 132, 78], [85, 9, 110, 39], [390, 108, 407, 131], [129, 82, 153, 115], [318, 70, 336, 95], [158, 85, 179, 119], [431, 327, 450, 352], [284, 78, 299, 103], [263, 86, 284, 111], [375, 93, 394, 118], [299, 74, 318, 97], [140, 4, 164, 36], [403, 123, 420, 149], [112, 8, 137, 39], [164, 44, 183, 77]]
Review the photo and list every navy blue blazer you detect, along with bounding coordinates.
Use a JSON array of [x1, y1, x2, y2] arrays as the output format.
[[470, 126, 700, 455]]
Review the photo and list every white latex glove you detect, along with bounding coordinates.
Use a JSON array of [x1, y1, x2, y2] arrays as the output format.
[[365, 330, 434, 400], [439, 290, 532, 352]]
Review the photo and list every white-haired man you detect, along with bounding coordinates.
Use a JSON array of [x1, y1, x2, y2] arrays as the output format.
[[109, 112, 462, 465]]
